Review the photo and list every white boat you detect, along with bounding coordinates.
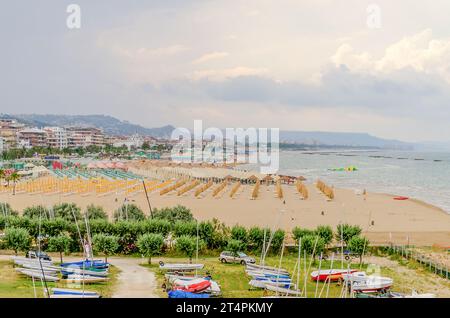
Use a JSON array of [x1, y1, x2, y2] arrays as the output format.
[[20, 263, 60, 272], [245, 270, 291, 278], [49, 294, 101, 298], [17, 269, 59, 282], [16, 268, 58, 276], [159, 262, 204, 271], [51, 288, 101, 298], [165, 274, 203, 284], [64, 274, 109, 284], [350, 276, 393, 292], [12, 258, 53, 266], [311, 269, 357, 282], [249, 279, 294, 289], [61, 267, 109, 277], [264, 284, 303, 296], [246, 264, 289, 274]]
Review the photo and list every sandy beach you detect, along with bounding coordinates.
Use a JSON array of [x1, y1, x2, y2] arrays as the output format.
[[1, 180, 449, 246]]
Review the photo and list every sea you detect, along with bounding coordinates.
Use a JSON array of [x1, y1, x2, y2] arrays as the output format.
[[241, 150, 450, 214]]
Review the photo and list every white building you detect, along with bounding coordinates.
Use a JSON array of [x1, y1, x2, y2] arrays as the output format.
[[113, 134, 144, 150], [44, 127, 68, 150]]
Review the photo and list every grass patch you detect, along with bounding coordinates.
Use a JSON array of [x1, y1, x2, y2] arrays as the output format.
[[142, 254, 371, 298], [0, 260, 120, 298]]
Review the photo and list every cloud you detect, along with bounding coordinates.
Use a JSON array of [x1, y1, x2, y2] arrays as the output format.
[[188, 67, 268, 81], [332, 29, 450, 83], [192, 51, 229, 64]]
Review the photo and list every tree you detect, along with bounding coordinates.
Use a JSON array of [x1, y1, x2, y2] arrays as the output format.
[[348, 236, 370, 264], [23, 205, 50, 219], [231, 225, 247, 243], [47, 235, 72, 263], [173, 221, 197, 237], [336, 224, 362, 245], [85, 204, 108, 220], [53, 203, 82, 222], [175, 235, 204, 263], [0, 169, 5, 185], [153, 205, 194, 223], [247, 227, 266, 250], [3, 227, 31, 255], [301, 235, 325, 261], [270, 229, 285, 253], [113, 204, 145, 222], [0, 202, 18, 217], [292, 227, 315, 241], [92, 234, 119, 262], [8, 172, 20, 195], [136, 233, 164, 264], [226, 239, 245, 256], [315, 225, 333, 246], [141, 141, 150, 150]]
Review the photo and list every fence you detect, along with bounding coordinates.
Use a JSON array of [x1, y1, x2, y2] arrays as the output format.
[[383, 245, 449, 280]]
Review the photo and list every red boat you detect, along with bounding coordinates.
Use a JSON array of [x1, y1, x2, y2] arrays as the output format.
[[393, 196, 409, 200], [311, 269, 358, 282], [173, 278, 211, 293]]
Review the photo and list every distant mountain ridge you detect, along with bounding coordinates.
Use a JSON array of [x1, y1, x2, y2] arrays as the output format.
[[1, 113, 415, 149], [1, 114, 175, 138], [279, 131, 414, 149]]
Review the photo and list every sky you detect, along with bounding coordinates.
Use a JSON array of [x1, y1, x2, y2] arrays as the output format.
[[1, 0, 450, 142]]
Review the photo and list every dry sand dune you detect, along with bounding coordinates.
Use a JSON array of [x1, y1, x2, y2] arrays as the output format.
[[1, 182, 449, 246]]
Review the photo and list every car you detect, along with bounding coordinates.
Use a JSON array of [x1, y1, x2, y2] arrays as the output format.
[[219, 251, 255, 265], [26, 250, 52, 261]]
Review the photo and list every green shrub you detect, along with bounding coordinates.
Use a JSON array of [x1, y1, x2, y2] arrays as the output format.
[[270, 229, 285, 253], [175, 235, 205, 263], [315, 225, 333, 246], [3, 227, 31, 255], [153, 205, 194, 223], [137, 233, 164, 264], [336, 224, 362, 245], [198, 221, 214, 249], [301, 235, 325, 260], [85, 204, 108, 220], [0, 202, 18, 217], [226, 239, 246, 255], [53, 203, 81, 222], [113, 204, 145, 222], [47, 235, 72, 263], [292, 227, 315, 241], [23, 205, 51, 219], [348, 236, 370, 264], [92, 234, 120, 262], [141, 219, 171, 236], [231, 225, 247, 243], [173, 221, 197, 237]]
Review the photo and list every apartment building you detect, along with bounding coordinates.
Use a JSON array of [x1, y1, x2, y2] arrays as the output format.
[[43, 127, 68, 150], [66, 127, 105, 148], [16, 128, 48, 148], [0, 119, 26, 150]]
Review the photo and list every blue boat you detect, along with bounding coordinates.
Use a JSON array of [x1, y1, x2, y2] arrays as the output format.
[[168, 290, 210, 298], [61, 260, 109, 269]]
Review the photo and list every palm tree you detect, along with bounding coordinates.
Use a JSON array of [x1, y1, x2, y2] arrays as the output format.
[[8, 172, 20, 195]]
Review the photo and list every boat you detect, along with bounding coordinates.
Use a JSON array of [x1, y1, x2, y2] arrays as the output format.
[[264, 284, 303, 296], [51, 288, 100, 298], [17, 269, 59, 282], [173, 278, 212, 293], [20, 263, 60, 272], [63, 274, 109, 284], [168, 290, 210, 298], [16, 267, 58, 276], [159, 261, 204, 271], [246, 270, 291, 279], [61, 260, 109, 269], [61, 267, 108, 277], [246, 264, 289, 274], [393, 196, 409, 200], [389, 291, 436, 298], [310, 269, 358, 282], [349, 276, 393, 292], [249, 279, 293, 289]]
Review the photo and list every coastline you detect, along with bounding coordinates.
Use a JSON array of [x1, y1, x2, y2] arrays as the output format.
[[1, 182, 449, 246]]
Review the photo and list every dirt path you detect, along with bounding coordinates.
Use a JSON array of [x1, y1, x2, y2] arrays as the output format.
[[363, 256, 450, 297], [109, 257, 159, 298], [0, 254, 159, 298]]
